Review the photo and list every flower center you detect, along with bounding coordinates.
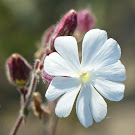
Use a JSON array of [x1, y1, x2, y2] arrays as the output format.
[[81, 72, 90, 83]]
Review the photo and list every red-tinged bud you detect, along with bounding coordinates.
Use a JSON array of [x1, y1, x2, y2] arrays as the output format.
[[42, 69, 54, 84], [41, 25, 55, 47], [77, 9, 95, 33], [49, 9, 77, 51], [6, 53, 32, 86], [35, 26, 55, 60]]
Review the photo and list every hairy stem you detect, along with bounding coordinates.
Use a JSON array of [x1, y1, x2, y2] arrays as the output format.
[[10, 115, 23, 135], [22, 73, 38, 110], [10, 71, 38, 135]]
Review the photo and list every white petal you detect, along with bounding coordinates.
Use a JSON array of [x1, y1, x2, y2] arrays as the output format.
[[45, 77, 80, 101], [81, 29, 107, 67], [90, 38, 121, 68], [90, 84, 107, 122], [44, 52, 79, 77], [54, 36, 81, 72], [93, 78, 125, 101], [76, 84, 93, 128], [93, 60, 126, 81], [55, 84, 81, 117]]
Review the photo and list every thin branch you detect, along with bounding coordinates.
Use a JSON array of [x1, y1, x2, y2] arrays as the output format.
[[48, 114, 58, 135], [22, 73, 38, 110], [10, 115, 23, 135], [10, 72, 38, 135]]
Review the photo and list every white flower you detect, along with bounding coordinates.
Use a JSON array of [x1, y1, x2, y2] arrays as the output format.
[[44, 29, 126, 128]]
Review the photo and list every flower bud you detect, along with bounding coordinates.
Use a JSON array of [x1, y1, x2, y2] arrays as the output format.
[[42, 10, 77, 84], [34, 26, 55, 60], [77, 9, 95, 33], [34, 44, 45, 60], [6, 53, 32, 86], [49, 9, 77, 51], [42, 69, 54, 84], [41, 25, 55, 47]]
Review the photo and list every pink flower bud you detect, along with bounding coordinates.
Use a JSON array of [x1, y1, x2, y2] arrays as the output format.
[[41, 25, 55, 47], [6, 53, 32, 86], [42, 10, 77, 84], [77, 9, 95, 33], [42, 69, 54, 84], [49, 9, 77, 51]]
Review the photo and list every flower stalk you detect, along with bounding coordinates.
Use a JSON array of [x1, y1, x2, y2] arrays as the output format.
[[10, 115, 24, 135], [10, 61, 39, 135]]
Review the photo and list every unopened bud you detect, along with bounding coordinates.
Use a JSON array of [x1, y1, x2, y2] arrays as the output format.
[[6, 53, 32, 86], [34, 44, 45, 60], [49, 9, 77, 51], [77, 9, 95, 33], [42, 69, 54, 84], [41, 25, 55, 47], [35, 26, 55, 60]]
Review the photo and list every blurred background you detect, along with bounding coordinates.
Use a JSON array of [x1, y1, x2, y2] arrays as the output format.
[[0, 0, 135, 134]]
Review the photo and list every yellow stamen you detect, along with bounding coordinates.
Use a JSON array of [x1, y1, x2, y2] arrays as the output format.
[[81, 72, 90, 83]]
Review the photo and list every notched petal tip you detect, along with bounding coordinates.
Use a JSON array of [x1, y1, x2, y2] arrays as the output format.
[[54, 36, 77, 49], [85, 29, 107, 38], [55, 107, 68, 118], [115, 84, 125, 101], [45, 90, 53, 101], [83, 122, 93, 128]]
